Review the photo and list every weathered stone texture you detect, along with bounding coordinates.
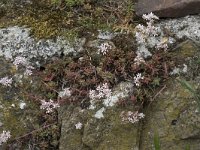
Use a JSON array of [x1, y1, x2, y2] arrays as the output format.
[[135, 0, 200, 17], [59, 82, 140, 150]]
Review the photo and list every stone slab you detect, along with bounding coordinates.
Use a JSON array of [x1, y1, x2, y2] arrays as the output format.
[[135, 0, 200, 18]]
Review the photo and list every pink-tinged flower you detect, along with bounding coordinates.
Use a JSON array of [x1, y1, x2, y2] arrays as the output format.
[[135, 30, 146, 44], [146, 22, 159, 36], [101, 83, 112, 98], [40, 99, 60, 113], [13, 56, 27, 69], [89, 90, 97, 100], [24, 66, 34, 76], [0, 131, 11, 145], [89, 83, 112, 100], [98, 43, 112, 55], [135, 13, 159, 45], [0, 77, 12, 87], [156, 40, 168, 51], [121, 111, 145, 124], [136, 24, 146, 33]]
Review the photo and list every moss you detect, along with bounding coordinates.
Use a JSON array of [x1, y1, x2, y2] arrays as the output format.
[[1, 104, 28, 137], [14, 8, 66, 39], [81, 106, 140, 149], [168, 40, 198, 62], [0, 0, 138, 41]]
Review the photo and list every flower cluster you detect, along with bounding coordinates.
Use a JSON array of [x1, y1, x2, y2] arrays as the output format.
[[24, 65, 34, 76], [98, 42, 112, 55], [156, 38, 169, 51], [89, 83, 112, 100], [135, 12, 159, 45], [13, 56, 27, 68], [0, 77, 13, 87], [58, 88, 71, 98], [0, 131, 11, 145], [13, 56, 34, 76], [40, 99, 60, 113], [120, 111, 145, 124], [142, 12, 159, 22], [134, 73, 144, 87]]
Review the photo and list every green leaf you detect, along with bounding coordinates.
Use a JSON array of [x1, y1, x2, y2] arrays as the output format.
[[176, 78, 195, 94], [185, 145, 190, 150], [154, 132, 161, 150]]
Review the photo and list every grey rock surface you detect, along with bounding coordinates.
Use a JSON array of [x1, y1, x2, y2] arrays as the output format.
[[158, 15, 200, 43], [0, 26, 85, 63]]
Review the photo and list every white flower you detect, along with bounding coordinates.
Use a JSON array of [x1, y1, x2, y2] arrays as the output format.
[[134, 54, 145, 65], [89, 90, 96, 100], [24, 66, 34, 76], [13, 56, 27, 69], [40, 99, 60, 113], [135, 22, 159, 44], [89, 83, 112, 100], [89, 83, 112, 110], [135, 31, 146, 44], [97, 83, 112, 98], [0, 77, 13, 87], [156, 40, 168, 51], [121, 111, 145, 124], [142, 12, 159, 22], [138, 113, 145, 118], [98, 43, 112, 55], [135, 24, 146, 33], [19, 102, 26, 109], [0, 131, 11, 145], [75, 122, 83, 129], [24, 69, 33, 76], [58, 88, 71, 98], [134, 73, 144, 87], [146, 22, 159, 36], [135, 12, 163, 58]]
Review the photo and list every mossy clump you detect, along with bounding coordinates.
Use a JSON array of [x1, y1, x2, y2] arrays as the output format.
[[1, 0, 138, 41]]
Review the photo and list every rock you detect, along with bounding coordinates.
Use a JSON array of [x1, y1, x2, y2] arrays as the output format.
[[0, 26, 85, 61], [82, 107, 140, 150], [59, 82, 140, 150], [140, 79, 200, 150], [159, 15, 200, 43], [59, 105, 140, 150], [0, 56, 57, 149], [135, 0, 200, 18], [59, 106, 90, 150], [140, 40, 200, 150], [168, 40, 199, 64]]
